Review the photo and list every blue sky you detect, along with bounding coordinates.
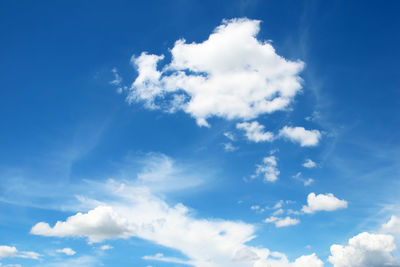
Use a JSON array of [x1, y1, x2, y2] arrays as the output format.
[[1, 1, 400, 266]]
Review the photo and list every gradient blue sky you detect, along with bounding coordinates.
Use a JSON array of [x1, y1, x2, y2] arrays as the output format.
[[1, 1, 400, 267]]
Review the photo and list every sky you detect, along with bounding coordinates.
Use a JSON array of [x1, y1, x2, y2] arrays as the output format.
[[1, 0, 400, 266]]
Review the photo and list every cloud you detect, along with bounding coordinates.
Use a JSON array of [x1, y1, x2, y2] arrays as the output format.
[[56, 248, 76, 256], [292, 172, 314, 186], [31, 205, 132, 244], [35, 255, 100, 267], [328, 232, 400, 267], [0, 245, 39, 260], [302, 159, 316, 168], [264, 216, 300, 228], [223, 132, 235, 141], [128, 18, 304, 127], [236, 121, 274, 142], [142, 253, 191, 265], [223, 142, 238, 152], [30, 177, 323, 267], [251, 156, 280, 182], [99, 245, 113, 251], [302, 193, 347, 214], [0, 246, 17, 259], [279, 126, 321, 147], [382, 215, 400, 236]]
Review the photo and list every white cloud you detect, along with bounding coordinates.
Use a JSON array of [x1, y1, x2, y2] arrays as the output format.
[[236, 121, 274, 142], [56, 248, 76, 256], [0, 245, 39, 260], [223, 132, 235, 141], [30, 177, 323, 267], [279, 126, 321, 147], [128, 18, 304, 127], [265, 216, 299, 228], [0, 246, 17, 259], [328, 232, 400, 267], [99, 245, 113, 251], [223, 142, 238, 152], [302, 159, 316, 168], [302, 193, 348, 214], [292, 172, 314, 186], [36, 255, 100, 267], [382, 215, 400, 236], [31, 205, 132, 244], [252, 156, 280, 182], [142, 253, 191, 265], [110, 68, 122, 86]]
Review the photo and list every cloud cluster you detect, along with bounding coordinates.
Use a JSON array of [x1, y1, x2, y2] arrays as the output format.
[[236, 121, 274, 142], [264, 216, 300, 228], [279, 126, 321, 147], [128, 18, 304, 126], [30, 178, 323, 267], [302, 193, 347, 214], [328, 232, 400, 267], [252, 156, 280, 182]]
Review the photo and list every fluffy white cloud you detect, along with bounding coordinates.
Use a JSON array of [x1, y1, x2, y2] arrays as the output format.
[[128, 18, 304, 126], [252, 156, 280, 182], [0, 246, 17, 259], [31, 206, 133, 243], [56, 248, 76, 256], [265, 216, 300, 228], [0, 245, 39, 260], [328, 232, 400, 267], [237, 121, 274, 142], [302, 159, 316, 168], [31, 178, 323, 267], [279, 126, 321, 147], [382, 215, 400, 236], [302, 193, 347, 214]]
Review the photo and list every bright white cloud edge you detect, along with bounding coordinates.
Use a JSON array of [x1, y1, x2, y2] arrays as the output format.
[[128, 18, 304, 127]]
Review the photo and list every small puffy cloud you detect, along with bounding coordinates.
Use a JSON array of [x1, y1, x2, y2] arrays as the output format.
[[279, 126, 321, 147], [56, 248, 76, 256], [30, 206, 133, 243], [128, 18, 304, 126], [264, 216, 300, 228], [302, 193, 348, 214], [236, 121, 274, 142], [252, 156, 280, 182], [0, 245, 39, 260], [382, 215, 400, 236], [303, 159, 316, 168], [99, 245, 113, 251], [328, 232, 400, 267], [223, 142, 238, 152]]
